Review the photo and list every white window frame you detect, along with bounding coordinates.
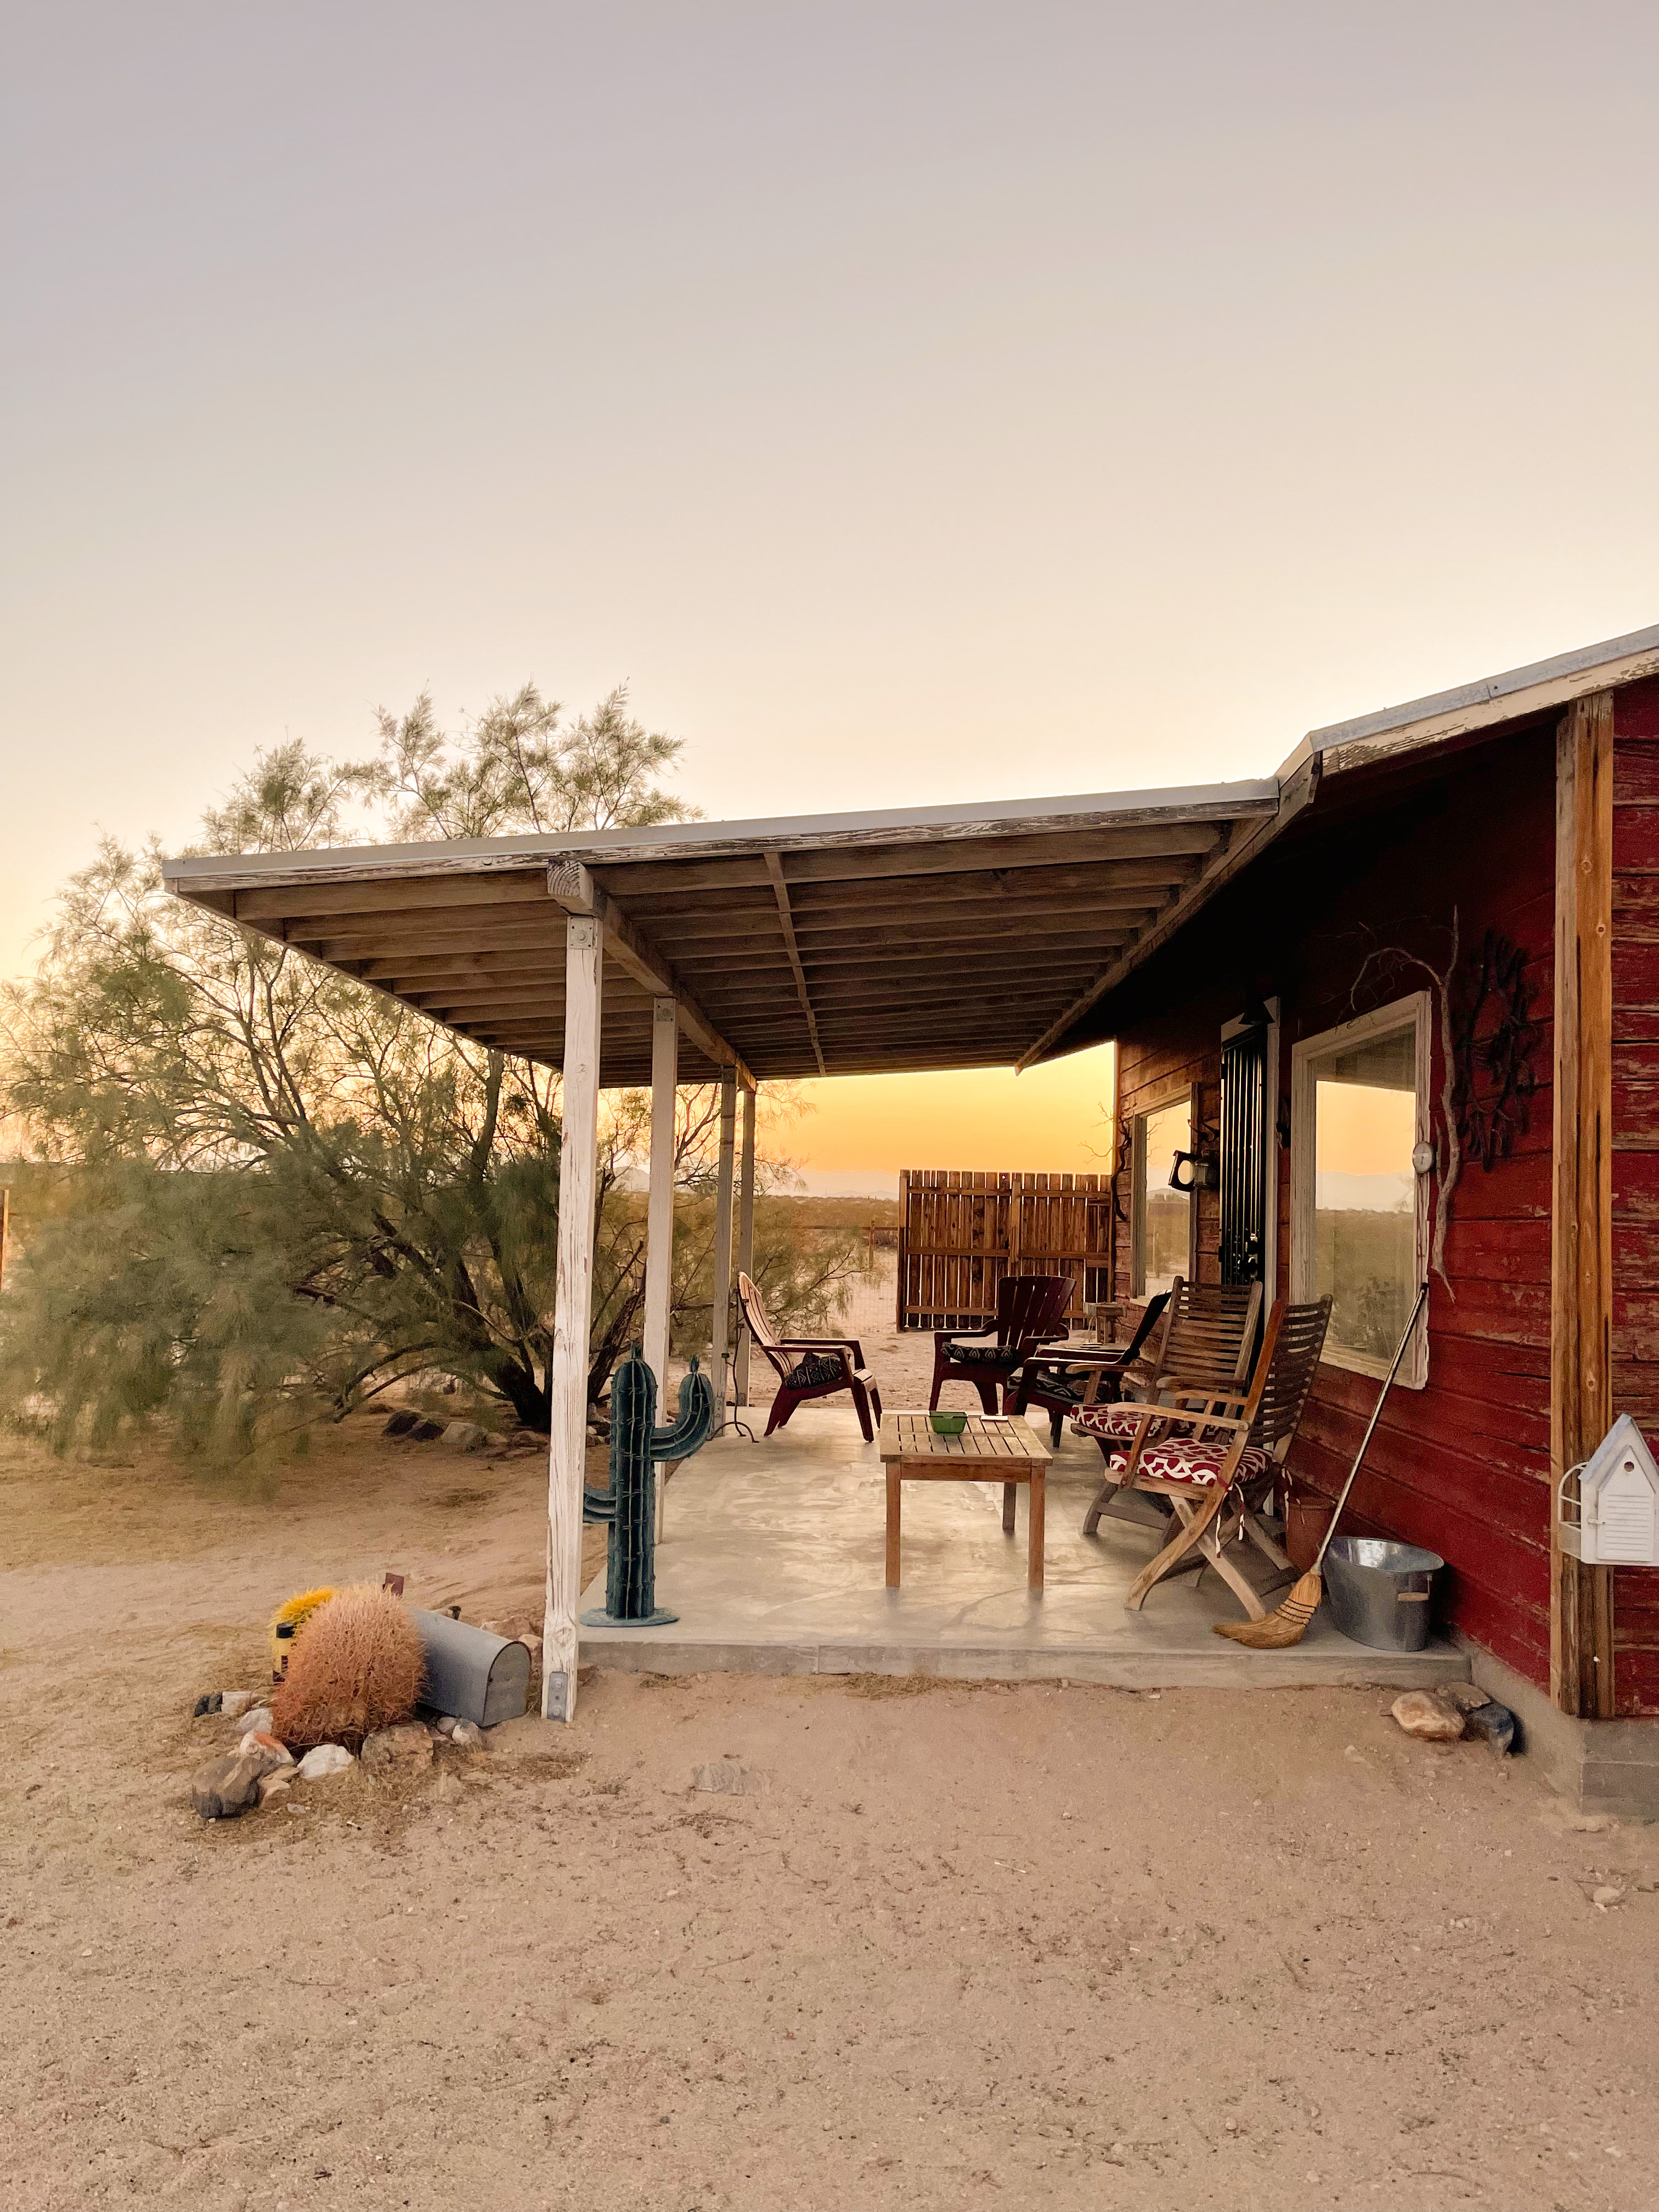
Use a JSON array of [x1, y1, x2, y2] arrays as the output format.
[[1130, 1084, 1197, 1299], [1290, 991, 1431, 1389]]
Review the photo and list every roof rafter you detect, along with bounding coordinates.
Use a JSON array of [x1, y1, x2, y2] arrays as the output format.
[[547, 861, 755, 1092]]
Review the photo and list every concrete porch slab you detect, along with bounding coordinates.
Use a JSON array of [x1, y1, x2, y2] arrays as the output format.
[[579, 1407, 1471, 1692]]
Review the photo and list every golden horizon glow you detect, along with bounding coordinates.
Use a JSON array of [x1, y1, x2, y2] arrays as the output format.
[[764, 1045, 1116, 1188]]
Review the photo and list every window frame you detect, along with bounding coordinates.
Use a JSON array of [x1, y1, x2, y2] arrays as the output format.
[[1130, 1083, 1197, 1300], [1289, 991, 1431, 1389]]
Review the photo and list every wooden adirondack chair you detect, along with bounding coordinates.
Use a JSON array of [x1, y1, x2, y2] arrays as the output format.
[[1084, 1296, 1333, 1619], [929, 1273, 1075, 1414], [1075, 1276, 1263, 1535], [737, 1272, 884, 1442], [1006, 1291, 1171, 1448]]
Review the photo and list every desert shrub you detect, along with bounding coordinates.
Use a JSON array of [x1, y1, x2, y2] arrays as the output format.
[[270, 1582, 425, 1753]]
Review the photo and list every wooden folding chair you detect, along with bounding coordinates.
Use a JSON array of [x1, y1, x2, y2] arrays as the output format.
[[1075, 1276, 1263, 1535], [1091, 1296, 1333, 1618]]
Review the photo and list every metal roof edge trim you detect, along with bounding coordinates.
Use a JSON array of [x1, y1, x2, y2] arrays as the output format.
[[1302, 619, 1659, 760], [160, 778, 1280, 890]]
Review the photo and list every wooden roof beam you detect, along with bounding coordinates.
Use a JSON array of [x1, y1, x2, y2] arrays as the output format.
[[763, 852, 826, 1076], [548, 861, 755, 1092], [1015, 760, 1322, 1070]]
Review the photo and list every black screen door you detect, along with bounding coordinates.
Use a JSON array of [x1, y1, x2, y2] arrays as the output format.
[[1219, 1026, 1267, 1287]]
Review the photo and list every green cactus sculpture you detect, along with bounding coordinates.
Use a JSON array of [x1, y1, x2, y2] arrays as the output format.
[[580, 1345, 714, 1627]]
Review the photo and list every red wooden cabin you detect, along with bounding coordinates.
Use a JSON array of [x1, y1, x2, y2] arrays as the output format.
[[1028, 625, 1659, 1810]]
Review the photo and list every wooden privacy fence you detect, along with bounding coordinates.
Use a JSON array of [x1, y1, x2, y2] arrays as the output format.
[[896, 1170, 1113, 1331]]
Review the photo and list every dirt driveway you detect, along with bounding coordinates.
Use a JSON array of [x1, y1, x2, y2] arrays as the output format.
[[5, 1421, 1658, 2210]]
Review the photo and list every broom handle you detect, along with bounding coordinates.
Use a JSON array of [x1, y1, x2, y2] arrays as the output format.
[[1312, 1280, 1431, 1575]]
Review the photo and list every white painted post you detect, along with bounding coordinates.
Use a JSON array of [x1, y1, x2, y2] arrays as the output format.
[[542, 915, 603, 1724], [645, 997, 679, 1544], [642, 998, 678, 1389], [733, 1083, 757, 1404], [709, 1068, 737, 1420]]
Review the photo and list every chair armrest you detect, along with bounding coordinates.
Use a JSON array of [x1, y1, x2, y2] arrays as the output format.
[[775, 1337, 864, 1364]]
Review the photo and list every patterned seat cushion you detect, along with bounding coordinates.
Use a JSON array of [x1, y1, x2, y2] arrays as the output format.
[[940, 1340, 1024, 1370], [782, 1350, 849, 1391], [1103, 1439, 1272, 1487], [1074, 1402, 1156, 1440]]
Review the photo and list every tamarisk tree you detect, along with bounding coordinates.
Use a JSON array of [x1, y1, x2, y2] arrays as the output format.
[[0, 687, 862, 1459]]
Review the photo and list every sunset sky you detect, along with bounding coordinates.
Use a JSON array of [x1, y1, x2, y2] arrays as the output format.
[[4, 4, 1657, 1184]]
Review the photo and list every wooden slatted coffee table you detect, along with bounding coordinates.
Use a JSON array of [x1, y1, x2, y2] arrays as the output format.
[[878, 1412, 1052, 1592]]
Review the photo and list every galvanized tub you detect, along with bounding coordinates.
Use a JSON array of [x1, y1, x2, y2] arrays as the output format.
[[1323, 1537, 1443, 1652]]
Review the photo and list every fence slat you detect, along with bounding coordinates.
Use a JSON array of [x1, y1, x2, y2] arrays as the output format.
[[894, 1169, 1111, 1330]]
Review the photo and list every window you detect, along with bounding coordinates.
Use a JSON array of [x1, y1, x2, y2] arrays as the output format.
[[1132, 1092, 1192, 1299], [1290, 992, 1430, 1386]]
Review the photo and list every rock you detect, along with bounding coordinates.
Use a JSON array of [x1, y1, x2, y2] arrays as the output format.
[[244, 1731, 293, 1763], [192, 1691, 223, 1718], [1390, 1690, 1466, 1742], [441, 1420, 488, 1452], [1462, 1701, 1516, 1757], [450, 1720, 486, 1752], [409, 1418, 445, 1442], [1440, 1681, 1494, 1713], [296, 1743, 354, 1781], [1592, 1884, 1624, 1909], [191, 1737, 291, 1820], [219, 1690, 256, 1720], [693, 1760, 769, 1797], [383, 1409, 420, 1437], [360, 1723, 433, 1771], [238, 1707, 275, 1741], [428, 1713, 459, 1736], [521, 1633, 543, 1662], [256, 1773, 292, 1809]]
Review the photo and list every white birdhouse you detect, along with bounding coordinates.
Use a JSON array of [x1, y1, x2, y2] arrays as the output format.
[[1558, 1415, 1659, 1566]]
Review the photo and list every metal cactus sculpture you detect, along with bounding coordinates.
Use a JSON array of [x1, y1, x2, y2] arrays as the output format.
[[580, 1345, 715, 1627]]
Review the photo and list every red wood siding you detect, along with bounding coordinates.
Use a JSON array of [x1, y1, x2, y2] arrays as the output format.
[[1611, 675, 1659, 1714], [1110, 725, 1559, 1691]]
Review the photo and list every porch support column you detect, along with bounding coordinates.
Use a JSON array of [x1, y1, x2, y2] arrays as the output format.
[[542, 915, 603, 1724], [1550, 690, 1616, 1719], [642, 998, 679, 1390], [709, 1068, 738, 1420], [645, 998, 679, 1544], [733, 1084, 758, 1404]]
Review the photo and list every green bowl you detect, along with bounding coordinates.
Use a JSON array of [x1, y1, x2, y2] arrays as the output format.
[[929, 1410, 968, 1436]]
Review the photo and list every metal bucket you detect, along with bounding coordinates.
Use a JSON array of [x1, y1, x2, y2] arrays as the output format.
[[1323, 1537, 1443, 1651]]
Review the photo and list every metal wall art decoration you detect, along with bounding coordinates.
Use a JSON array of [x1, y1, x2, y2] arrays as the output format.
[[1451, 929, 1543, 1171]]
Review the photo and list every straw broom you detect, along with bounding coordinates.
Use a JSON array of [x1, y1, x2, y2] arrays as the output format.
[[1215, 1282, 1430, 1649]]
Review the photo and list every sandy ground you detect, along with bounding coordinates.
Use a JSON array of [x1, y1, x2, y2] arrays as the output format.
[[6, 1419, 1659, 2212]]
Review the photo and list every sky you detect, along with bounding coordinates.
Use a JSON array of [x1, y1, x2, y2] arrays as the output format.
[[4, 3, 1658, 1189]]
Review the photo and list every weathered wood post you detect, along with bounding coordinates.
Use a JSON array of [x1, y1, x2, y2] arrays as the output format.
[[645, 996, 679, 1541], [643, 998, 678, 1389], [733, 1082, 757, 1404], [542, 912, 603, 1724], [709, 1068, 737, 1419], [1551, 690, 1617, 1718]]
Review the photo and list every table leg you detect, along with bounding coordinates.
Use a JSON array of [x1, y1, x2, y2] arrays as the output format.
[[1028, 1467, 1045, 1593], [885, 1466, 902, 1588], [1001, 1481, 1017, 1534]]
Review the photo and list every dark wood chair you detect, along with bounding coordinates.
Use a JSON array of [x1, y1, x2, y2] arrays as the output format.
[[737, 1272, 883, 1442], [1006, 1291, 1171, 1448], [929, 1273, 1075, 1414]]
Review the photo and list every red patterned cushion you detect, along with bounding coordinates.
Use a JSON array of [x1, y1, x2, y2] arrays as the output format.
[[1104, 1440, 1271, 1487], [1074, 1402, 1159, 1440]]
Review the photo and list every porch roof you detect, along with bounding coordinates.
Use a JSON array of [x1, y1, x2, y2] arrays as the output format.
[[161, 778, 1279, 1086], [161, 616, 1659, 1085]]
